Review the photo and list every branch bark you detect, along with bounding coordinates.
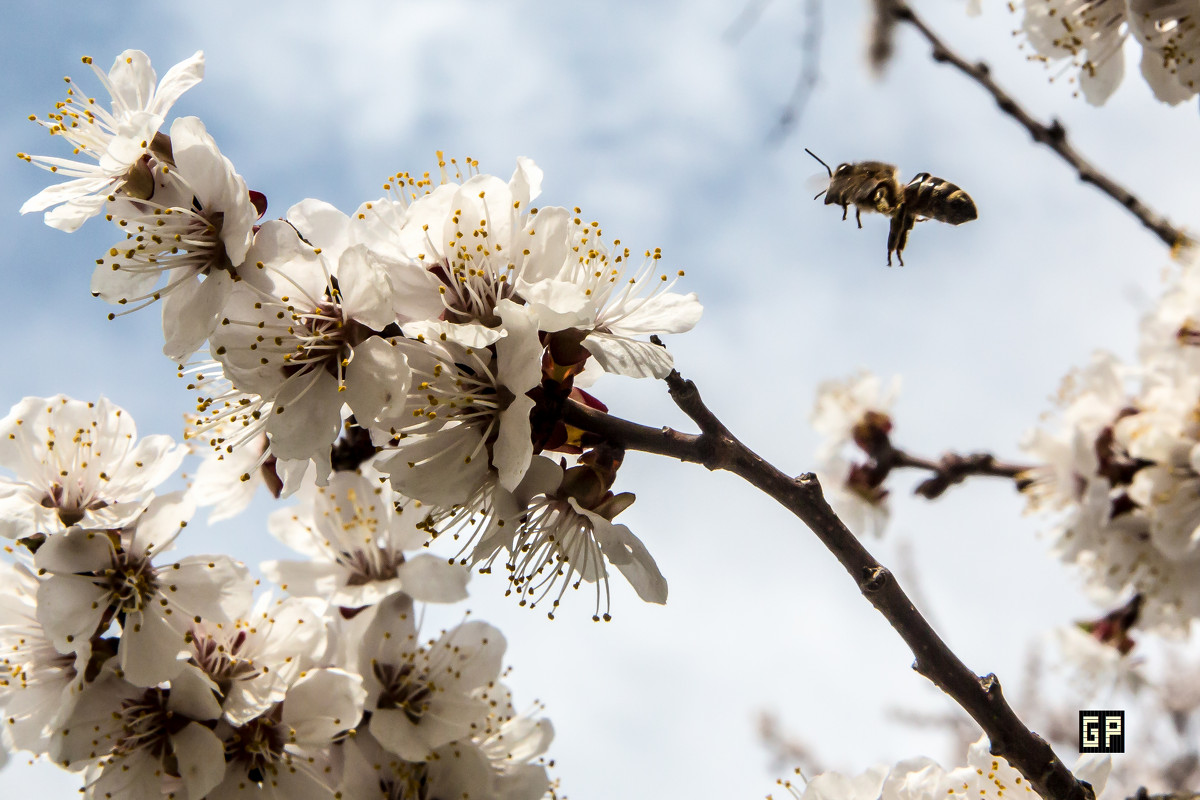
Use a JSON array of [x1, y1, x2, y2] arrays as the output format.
[[886, 0, 1192, 252], [883, 446, 1033, 499], [559, 370, 1094, 800]]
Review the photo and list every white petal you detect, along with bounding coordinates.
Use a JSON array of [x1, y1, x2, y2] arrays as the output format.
[[509, 157, 544, 208], [261, 558, 341, 599], [338, 244, 400, 331], [173, 721, 227, 799], [402, 319, 504, 348], [803, 766, 889, 800], [35, 526, 112, 573], [592, 517, 668, 604], [435, 621, 506, 691], [120, 606, 187, 686], [0, 484, 38, 539], [582, 331, 675, 379], [90, 252, 161, 305], [517, 277, 592, 330], [128, 491, 195, 555], [1080, 46, 1124, 105], [495, 394, 535, 491], [281, 668, 366, 744], [165, 555, 254, 623], [376, 426, 490, 506], [149, 51, 205, 117], [42, 191, 111, 232], [344, 336, 412, 427], [395, 554, 470, 603], [169, 663, 223, 720], [288, 198, 352, 259], [161, 268, 232, 360], [608, 290, 703, 335], [265, 371, 344, 464], [369, 707, 434, 761], [1073, 753, 1112, 797], [35, 575, 108, 653]]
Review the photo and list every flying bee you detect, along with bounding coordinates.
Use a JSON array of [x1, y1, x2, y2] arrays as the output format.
[[806, 149, 902, 227], [886, 173, 977, 267], [806, 149, 977, 267]]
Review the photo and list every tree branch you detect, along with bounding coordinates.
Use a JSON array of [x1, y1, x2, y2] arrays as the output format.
[[886, 0, 1192, 252], [884, 446, 1033, 499], [559, 371, 1094, 800]]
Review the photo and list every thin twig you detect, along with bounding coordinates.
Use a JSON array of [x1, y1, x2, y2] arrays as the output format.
[[724, 0, 775, 43], [771, 0, 823, 141], [886, 0, 1192, 252], [886, 447, 1033, 499], [559, 372, 1094, 800]]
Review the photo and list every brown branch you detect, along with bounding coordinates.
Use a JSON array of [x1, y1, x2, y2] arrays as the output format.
[[559, 372, 1094, 800], [885, 447, 1033, 499], [886, 0, 1192, 252]]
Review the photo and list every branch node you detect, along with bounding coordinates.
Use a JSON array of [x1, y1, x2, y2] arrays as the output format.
[[979, 672, 1003, 699], [861, 565, 891, 593], [1047, 118, 1066, 143]]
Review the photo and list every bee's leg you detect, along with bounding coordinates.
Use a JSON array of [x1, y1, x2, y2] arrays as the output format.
[[887, 209, 905, 267], [855, 207, 863, 229], [841, 204, 848, 221], [887, 207, 913, 267]]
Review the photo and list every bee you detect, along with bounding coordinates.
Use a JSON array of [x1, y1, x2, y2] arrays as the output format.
[[807, 149, 977, 267], [806, 149, 903, 227]]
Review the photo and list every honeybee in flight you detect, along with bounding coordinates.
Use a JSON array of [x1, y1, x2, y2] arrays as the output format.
[[806, 149, 977, 267]]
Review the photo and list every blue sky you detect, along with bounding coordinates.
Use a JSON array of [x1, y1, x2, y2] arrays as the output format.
[[3, 2, 1199, 797]]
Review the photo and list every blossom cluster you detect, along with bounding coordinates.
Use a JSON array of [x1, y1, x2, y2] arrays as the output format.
[[769, 736, 1110, 800], [1016, 0, 1200, 107], [0, 395, 554, 798], [806, 242, 1200, 636], [6, 46, 710, 798], [1018, 247, 1200, 633], [809, 371, 900, 537], [18, 49, 703, 621]]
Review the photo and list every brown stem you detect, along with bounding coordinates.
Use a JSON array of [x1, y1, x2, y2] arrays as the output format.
[[887, 0, 1192, 252], [884, 446, 1034, 499], [559, 372, 1094, 800]]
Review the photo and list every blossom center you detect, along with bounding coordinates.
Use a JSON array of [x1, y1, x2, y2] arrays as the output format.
[[191, 628, 261, 695], [373, 661, 434, 724], [111, 688, 187, 764], [103, 546, 160, 614], [225, 711, 289, 783]]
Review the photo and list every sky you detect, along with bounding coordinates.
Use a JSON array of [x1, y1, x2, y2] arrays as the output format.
[[3, 1, 1199, 798]]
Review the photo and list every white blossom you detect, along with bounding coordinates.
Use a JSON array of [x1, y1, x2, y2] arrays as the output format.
[[465, 454, 667, 619], [92, 115, 259, 359], [183, 593, 329, 725], [55, 669, 226, 799], [206, 667, 365, 799], [34, 493, 253, 687], [355, 594, 505, 762], [19, 50, 204, 232], [0, 395, 184, 539], [263, 469, 469, 608], [0, 561, 89, 754]]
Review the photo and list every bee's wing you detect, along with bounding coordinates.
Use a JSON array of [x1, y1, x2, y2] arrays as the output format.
[[805, 171, 831, 197]]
